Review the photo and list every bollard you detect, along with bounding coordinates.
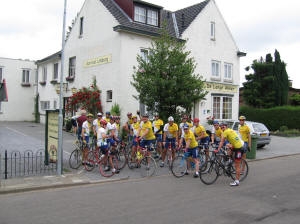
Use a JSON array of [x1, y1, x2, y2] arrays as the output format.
[[5, 150, 8, 179]]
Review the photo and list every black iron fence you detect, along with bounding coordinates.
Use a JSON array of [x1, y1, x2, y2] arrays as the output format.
[[0, 149, 57, 179]]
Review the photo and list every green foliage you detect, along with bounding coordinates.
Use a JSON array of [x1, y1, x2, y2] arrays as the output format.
[[110, 103, 121, 116], [289, 93, 300, 106], [131, 27, 207, 121], [239, 105, 300, 131], [243, 49, 289, 108]]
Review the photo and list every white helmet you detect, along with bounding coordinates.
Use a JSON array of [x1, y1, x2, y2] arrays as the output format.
[[168, 116, 174, 122]]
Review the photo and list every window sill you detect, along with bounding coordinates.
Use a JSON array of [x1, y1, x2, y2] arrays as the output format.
[[223, 79, 233, 83], [210, 77, 221, 82], [21, 83, 31, 87], [39, 81, 46, 86], [66, 76, 74, 82], [50, 80, 58, 84]]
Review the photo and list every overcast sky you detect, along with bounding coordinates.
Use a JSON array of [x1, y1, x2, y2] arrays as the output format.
[[1, 0, 299, 88]]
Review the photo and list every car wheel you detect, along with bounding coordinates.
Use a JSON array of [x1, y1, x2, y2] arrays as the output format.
[[257, 144, 265, 148]]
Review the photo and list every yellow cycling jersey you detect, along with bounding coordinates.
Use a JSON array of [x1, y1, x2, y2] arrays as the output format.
[[194, 125, 209, 138], [140, 121, 155, 140], [215, 127, 223, 138], [239, 124, 251, 142], [222, 128, 243, 149], [164, 123, 179, 138], [184, 130, 198, 148], [153, 119, 164, 134], [131, 122, 140, 136]]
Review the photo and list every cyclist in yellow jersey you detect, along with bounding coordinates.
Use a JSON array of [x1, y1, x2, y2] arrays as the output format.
[[179, 114, 193, 147], [211, 120, 223, 145], [152, 112, 164, 159], [238, 115, 251, 153], [161, 116, 178, 167], [81, 113, 94, 166], [138, 114, 156, 148], [130, 115, 140, 164], [192, 118, 210, 149], [215, 123, 244, 186], [123, 112, 134, 141], [104, 111, 111, 123], [182, 124, 200, 178]]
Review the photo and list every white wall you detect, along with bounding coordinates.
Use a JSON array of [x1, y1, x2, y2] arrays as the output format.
[[0, 57, 36, 121]]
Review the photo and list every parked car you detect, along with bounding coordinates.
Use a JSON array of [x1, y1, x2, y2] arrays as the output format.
[[228, 121, 271, 148]]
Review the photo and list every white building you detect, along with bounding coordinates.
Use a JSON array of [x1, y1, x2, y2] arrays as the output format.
[[4, 0, 246, 124], [0, 57, 36, 121]]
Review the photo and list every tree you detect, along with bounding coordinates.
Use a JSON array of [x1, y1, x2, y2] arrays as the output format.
[[131, 28, 207, 121], [243, 49, 289, 108], [65, 77, 102, 115]]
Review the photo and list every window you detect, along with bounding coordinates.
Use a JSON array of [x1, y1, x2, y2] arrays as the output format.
[[42, 67, 47, 82], [79, 17, 84, 37], [134, 5, 158, 26], [106, 90, 112, 102], [53, 63, 59, 80], [40, 101, 50, 110], [211, 60, 220, 79], [68, 57, 76, 77], [140, 49, 149, 62], [22, 69, 30, 84], [212, 96, 232, 120], [134, 6, 146, 23], [147, 9, 158, 26], [53, 100, 57, 109], [224, 63, 233, 81], [210, 22, 215, 40]]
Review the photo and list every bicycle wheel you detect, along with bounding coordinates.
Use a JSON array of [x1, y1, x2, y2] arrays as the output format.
[[99, 154, 119, 177], [69, 149, 82, 169], [116, 146, 127, 170], [199, 152, 209, 173], [170, 155, 187, 178], [140, 156, 156, 177], [199, 160, 219, 185], [127, 149, 137, 169], [230, 159, 249, 182], [84, 151, 95, 172]]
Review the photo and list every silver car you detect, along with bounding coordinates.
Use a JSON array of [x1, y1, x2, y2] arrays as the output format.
[[228, 121, 271, 148]]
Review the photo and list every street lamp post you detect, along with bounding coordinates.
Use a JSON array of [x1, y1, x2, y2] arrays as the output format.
[[57, 0, 67, 175]]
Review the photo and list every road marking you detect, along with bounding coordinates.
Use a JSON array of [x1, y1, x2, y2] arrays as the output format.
[[5, 127, 28, 136]]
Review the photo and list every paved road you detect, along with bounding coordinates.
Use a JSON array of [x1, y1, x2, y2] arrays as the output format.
[[0, 154, 299, 224]]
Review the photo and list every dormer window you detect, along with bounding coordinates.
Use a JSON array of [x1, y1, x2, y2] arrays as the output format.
[[134, 5, 158, 26]]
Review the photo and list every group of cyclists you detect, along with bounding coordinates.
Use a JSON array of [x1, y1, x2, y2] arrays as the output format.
[[72, 109, 251, 187]]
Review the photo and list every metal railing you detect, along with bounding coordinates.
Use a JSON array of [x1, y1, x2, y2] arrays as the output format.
[[0, 149, 57, 179]]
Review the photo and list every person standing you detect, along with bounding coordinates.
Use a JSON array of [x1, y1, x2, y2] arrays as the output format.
[[152, 112, 164, 159], [76, 109, 87, 140], [238, 115, 251, 173]]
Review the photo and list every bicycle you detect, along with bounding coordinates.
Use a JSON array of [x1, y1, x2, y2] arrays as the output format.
[[199, 146, 249, 185], [115, 140, 128, 170], [127, 138, 157, 177], [69, 139, 84, 169], [170, 146, 208, 178], [85, 143, 119, 177]]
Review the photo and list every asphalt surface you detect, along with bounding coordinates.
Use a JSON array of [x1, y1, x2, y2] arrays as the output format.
[[1, 121, 300, 194]]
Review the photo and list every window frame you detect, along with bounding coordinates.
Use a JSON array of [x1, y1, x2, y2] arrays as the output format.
[[22, 69, 30, 84], [212, 95, 233, 120], [79, 17, 84, 37], [134, 5, 159, 27], [106, 90, 112, 102], [210, 21, 215, 40], [42, 66, 47, 82], [224, 62, 233, 82], [40, 101, 50, 110], [211, 60, 221, 80], [53, 63, 59, 80], [68, 57, 76, 78]]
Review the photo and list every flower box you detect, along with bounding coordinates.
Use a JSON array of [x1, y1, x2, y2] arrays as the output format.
[[66, 76, 74, 82]]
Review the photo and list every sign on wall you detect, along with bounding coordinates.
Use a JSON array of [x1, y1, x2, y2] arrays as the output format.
[[205, 82, 238, 93], [84, 54, 112, 68], [45, 110, 59, 164]]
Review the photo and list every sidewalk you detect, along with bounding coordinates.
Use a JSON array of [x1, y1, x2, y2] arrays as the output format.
[[1, 122, 300, 194]]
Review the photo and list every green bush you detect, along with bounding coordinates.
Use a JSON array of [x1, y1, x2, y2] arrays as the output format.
[[239, 106, 300, 131]]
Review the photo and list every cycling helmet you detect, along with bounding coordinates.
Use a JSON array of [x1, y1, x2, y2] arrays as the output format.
[[213, 120, 219, 125], [127, 112, 132, 116], [87, 113, 94, 118], [110, 115, 115, 120], [168, 116, 174, 122], [106, 111, 111, 115], [193, 118, 200, 123], [100, 120, 107, 125], [183, 124, 189, 129], [132, 115, 138, 119], [239, 115, 246, 120], [154, 112, 159, 116]]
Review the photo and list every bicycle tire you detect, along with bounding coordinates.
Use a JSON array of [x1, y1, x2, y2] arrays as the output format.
[[170, 155, 187, 178], [199, 160, 219, 185], [99, 154, 119, 177], [230, 159, 249, 182], [84, 151, 96, 171], [127, 149, 137, 169], [199, 152, 209, 173], [116, 146, 127, 170], [140, 156, 156, 177], [69, 149, 82, 169]]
